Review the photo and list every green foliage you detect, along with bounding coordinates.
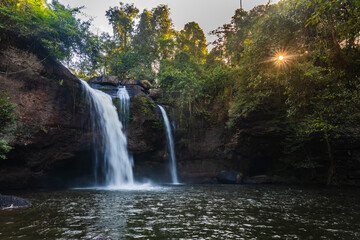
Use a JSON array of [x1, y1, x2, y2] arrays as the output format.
[[133, 9, 156, 63], [99, 86, 115, 91], [129, 96, 156, 120], [109, 50, 137, 79], [177, 22, 208, 62], [106, 2, 139, 51], [0, 92, 16, 129], [104, 3, 176, 80], [0, 0, 101, 72], [152, 119, 164, 130], [0, 139, 12, 160], [0, 92, 16, 160], [160, 52, 205, 105]]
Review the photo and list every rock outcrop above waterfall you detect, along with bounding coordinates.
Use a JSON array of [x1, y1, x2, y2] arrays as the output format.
[[0, 31, 92, 189], [121, 79, 152, 90], [148, 89, 162, 100], [88, 75, 119, 86]]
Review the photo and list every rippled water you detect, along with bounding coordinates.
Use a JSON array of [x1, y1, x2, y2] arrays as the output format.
[[1, 185, 359, 239]]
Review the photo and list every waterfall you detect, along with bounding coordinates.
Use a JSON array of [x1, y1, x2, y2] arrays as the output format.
[[117, 86, 130, 130], [158, 105, 179, 184], [171, 107, 176, 133], [81, 81, 134, 188]]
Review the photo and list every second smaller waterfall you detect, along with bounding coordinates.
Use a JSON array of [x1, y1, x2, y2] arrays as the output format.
[[158, 105, 179, 184], [117, 86, 130, 130]]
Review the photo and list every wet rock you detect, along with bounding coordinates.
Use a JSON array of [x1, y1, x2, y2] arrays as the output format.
[[88, 75, 119, 86], [244, 175, 273, 184], [0, 194, 31, 209], [216, 171, 243, 184]]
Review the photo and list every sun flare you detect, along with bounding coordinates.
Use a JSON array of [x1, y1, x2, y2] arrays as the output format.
[[263, 48, 299, 69]]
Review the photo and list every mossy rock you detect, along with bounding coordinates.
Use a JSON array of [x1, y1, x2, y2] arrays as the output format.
[[152, 119, 164, 130], [98, 86, 114, 91], [130, 96, 156, 121], [139, 80, 152, 90], [112, 98, 121, 112]]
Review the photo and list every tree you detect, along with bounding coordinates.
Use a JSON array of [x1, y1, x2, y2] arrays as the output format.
[[0, 0, 98, 64], [177, 22, 207, 62], [151, 5, 175, 60], [106, 2, 139, 51], [133, 10, 155, 61], [109, 50, 137, 79], [131, 9, 157, 80]]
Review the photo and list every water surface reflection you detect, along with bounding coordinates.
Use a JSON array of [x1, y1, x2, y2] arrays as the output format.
[[1, 185, 359, 239]]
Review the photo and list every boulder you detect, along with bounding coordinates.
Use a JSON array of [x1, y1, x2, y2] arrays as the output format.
[[139, 80, 152, 90], [120, 79, 152, 91], [148, 88, 162, 100], [121, 79, 139, 86], [0, 194, 31, 209], [126, 85, 146, 98], [216, 171, 243, 184], [88, 75, 119, 86]]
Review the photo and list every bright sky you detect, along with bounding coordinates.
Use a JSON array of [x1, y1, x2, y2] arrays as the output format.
[[57, 0, 280, 45]]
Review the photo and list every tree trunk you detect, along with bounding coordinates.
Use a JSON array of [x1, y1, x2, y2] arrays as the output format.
[[188, 100, 192, 120]]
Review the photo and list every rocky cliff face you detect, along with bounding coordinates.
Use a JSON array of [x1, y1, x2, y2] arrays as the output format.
[[175, 120, 285, 184], [0, 32, 92, 189], [176, 110, 360, 185]]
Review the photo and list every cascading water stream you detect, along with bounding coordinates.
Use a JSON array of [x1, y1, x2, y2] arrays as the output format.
[[171, 107, 176, 133], [158, 105, 179, 184], [117, 86, 130, 131], [81, 81, 134, 188]]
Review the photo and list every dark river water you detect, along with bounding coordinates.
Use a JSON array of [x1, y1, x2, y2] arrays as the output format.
[[1, 184, 359, 239]]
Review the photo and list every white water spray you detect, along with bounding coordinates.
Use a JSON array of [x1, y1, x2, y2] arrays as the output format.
[[158, 105, 179, 184], [81, 81, 134, 188]]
